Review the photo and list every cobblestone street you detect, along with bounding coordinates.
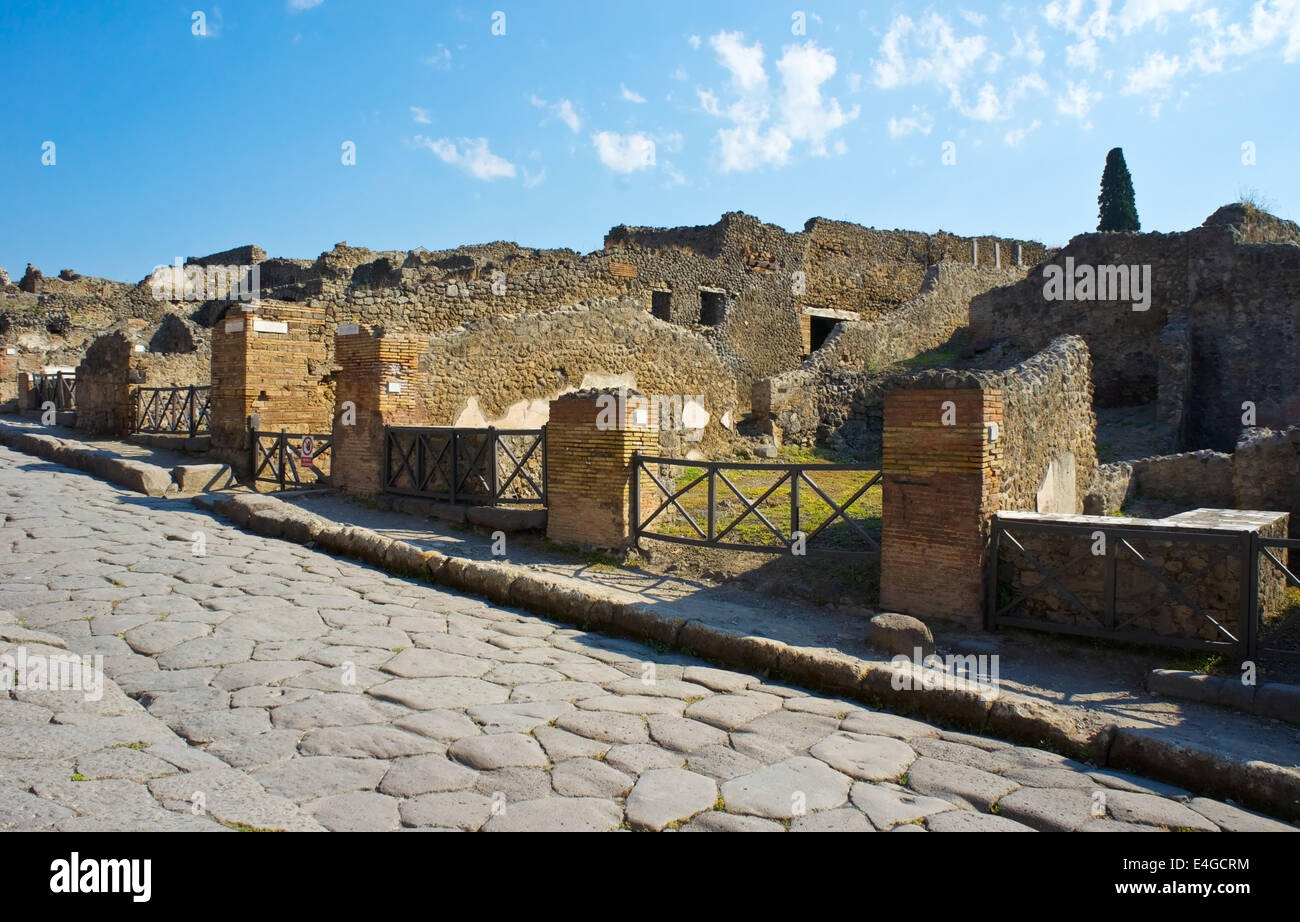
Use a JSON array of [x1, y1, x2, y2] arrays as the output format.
[[1, 448, 1292, 832]]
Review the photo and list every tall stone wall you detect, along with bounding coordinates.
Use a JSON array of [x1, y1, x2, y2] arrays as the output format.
[[73, 332, 134, 434]]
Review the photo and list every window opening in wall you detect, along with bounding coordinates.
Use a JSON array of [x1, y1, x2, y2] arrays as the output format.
[[699, 289, 726, 326], [809, 315, 838, 352], [651, 290, 671, 321]]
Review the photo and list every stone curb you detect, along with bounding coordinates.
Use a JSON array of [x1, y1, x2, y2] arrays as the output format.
[[0, 423, 175, 497], [186, 488, 1300, 823], [1149, 668, 1300, 726]]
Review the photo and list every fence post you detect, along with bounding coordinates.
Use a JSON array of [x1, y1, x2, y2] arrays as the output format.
[[449, 431, 458, 505], [278, 428, 287, 491], [706, 464, 716, 542], [488, 426, 499, 506], [188, 387, 198, 438], [1244, 531, 1259, 664], [985, 518, 1001, 630], [629, 451, 640, 549], [790, 468, 801, 546], [1103, 526, 1118, 631], [540, 427, 548, 506]]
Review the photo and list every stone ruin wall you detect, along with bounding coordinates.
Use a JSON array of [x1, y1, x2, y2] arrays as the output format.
[[756, 262, 1032, 453], [894, 335, 1097, 514], [412, 298, 742, 454], [969, 205, 1300, 452]]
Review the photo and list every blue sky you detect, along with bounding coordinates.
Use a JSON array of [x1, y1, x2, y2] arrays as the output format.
[[2, 0, 1297, 281]]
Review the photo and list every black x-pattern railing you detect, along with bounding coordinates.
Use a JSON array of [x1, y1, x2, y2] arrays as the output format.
[[987, 517, 1255, 659], [631, 453, 881, 555], [132, 385, 211, 437], [250, 429, 333, 491], [384, 426, 546, 506]]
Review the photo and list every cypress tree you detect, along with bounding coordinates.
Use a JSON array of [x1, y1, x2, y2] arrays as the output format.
[[1097, 147, 1140, 232]]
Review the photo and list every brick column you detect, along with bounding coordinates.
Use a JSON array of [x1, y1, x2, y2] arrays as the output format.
[[879, 386, 1003, 625], [210, 303, 331, 473], [546, 390, 657, 550], [331, 325, 423, 497], [15, 371, 34, 410]]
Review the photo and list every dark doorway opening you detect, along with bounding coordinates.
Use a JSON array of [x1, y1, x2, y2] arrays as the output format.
[[809, 315, 838, 352], [651, 290, 671, 321]]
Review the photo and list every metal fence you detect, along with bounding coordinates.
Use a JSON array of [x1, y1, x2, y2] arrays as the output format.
[[28, 372, 75, 410], [631, 452, 882, 555], [132, 385, 211, 437], [987, 516, 1264, 660], [384, 426, 546, 506], [250, 429, 333, 491], [1256, 535, 1300, 658]]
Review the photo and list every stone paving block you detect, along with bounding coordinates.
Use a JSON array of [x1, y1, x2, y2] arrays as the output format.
[[551, 758, 635, 798], [684, 692, 783, 730], [400, 791, 495, 830], [809, 733, 917, 782], [720, 756, 852, 819], [1104, 790, 1219, 831], [252, 756, 389, 803], [553, 709, 649, 744], [646, 714, 729, 753], [790, 807, 875, 832], [905, 757, 1020, 813], [482, 797, 623, 832], [680, 811, 784, 832], [849, 782, 958, 829], [626, 769, 718, 831], [367, 677, 510, 710], [995, 787, 1096, 831], [298, 724, 443, 759], [604, 743, 687, 775], [306, 792, 401, 832], [448, 733, 548, 770], [379, 754, 478, 797], [926, 810, 1036, 832]]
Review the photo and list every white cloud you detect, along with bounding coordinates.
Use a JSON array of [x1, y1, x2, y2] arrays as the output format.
[[531, 96, 582, 133], [846, 72, 864, 92], [1009, 28, 1046, 66], [872, 12, 988, 91], [425, 44, 452, 69], [1117, 0, 1198, 34], [1123, 50, 1182, 93], [1189, 0, 1300, 70], [409, 106, 431, 124], [592, 131, 656, 172], [554, 99, 581, 132], [416, 136, 516, 181], [1056, 80, 1102, 122], [699, 32, 859, 171], [951, 72, 1047, 120], [288, 0, 322, 10], [688, 34, 702, 49], [962, 9, 989, 26], [662, 161, 688, 187], [887, 107, 935, 138], [1066, 37, 1101, 68], [620, 84, 646, 103], [1004, 119, 1042, 145], [658, 131, 684, 153], [1043, 0, 1115, 40], [522, 167, 547, 188], [670, 67, 688, 80]]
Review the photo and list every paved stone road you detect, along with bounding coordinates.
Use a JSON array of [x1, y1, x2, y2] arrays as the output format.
[[0, 448, 1293, 832]]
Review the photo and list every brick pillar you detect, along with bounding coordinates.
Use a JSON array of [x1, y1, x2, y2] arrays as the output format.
[[879, 386, 1003, 625], [546, 390, 657, 550], [210, 302, 331, 474], [15, 370, 33, 410], [331, 325, 423, 497]]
